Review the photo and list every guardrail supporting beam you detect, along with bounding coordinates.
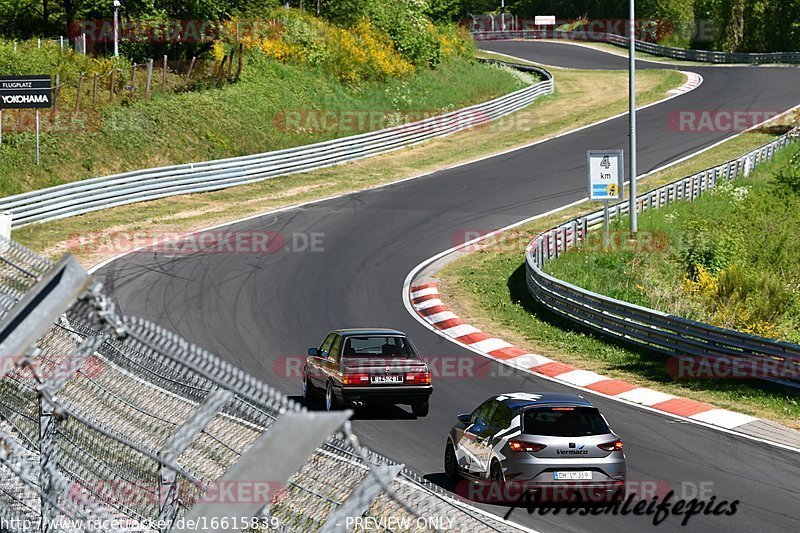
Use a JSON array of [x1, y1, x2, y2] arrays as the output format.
[[0, 255, 91, 376], [173, 410, 351, 533], [157, 389, 235, 531]]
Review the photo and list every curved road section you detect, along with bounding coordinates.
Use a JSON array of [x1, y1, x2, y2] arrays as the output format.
[[96, 42, 800, 532]]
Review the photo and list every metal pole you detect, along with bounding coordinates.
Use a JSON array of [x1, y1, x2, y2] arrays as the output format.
[[628, 0, 638, 236], [604, 201, 610, 249], [113, 2, 119, 58], [35, 110, 40, 165], [501, 0, 505, 32]]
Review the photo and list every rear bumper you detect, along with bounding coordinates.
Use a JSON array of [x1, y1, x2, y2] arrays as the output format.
[[338, 385, 433, 404]]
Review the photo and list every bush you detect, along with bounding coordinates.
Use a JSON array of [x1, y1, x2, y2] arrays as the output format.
[[0, 39, 127, 83], [322, 0, 455, 67], [681, 219, 742, 277], [238, 9, 418, 84], [772, 151, 800, 197]]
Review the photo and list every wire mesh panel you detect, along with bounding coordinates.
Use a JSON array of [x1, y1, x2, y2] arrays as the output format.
[[0, 239, 524, 532]]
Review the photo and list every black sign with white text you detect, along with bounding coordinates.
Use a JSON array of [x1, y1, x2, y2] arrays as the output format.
[[0, 76, 52, 109]]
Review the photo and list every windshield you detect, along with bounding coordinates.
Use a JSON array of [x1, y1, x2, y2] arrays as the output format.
[[523, 407, 610, 437], [343, 336, 419, 359]]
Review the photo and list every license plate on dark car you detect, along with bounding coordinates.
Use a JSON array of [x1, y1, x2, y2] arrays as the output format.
[[371, 375, 403, 384]]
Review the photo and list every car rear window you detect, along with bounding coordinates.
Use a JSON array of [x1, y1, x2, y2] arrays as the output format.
[[343, 336, 419, 359], [522, 407, 610, 437]]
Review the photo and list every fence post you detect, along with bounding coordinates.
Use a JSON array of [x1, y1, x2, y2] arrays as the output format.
[[217, 56, 227, 82], [130, 64, 137, 98], [146, 59, 153, 99], [51, 74, 59, 123], [236, 43, 243, 79], [75, 73, 84, 114], [92, 72, 98, 105], [109, 69, 116, 102], [162, 55, 168, 91], [185, 56, 196, 86]]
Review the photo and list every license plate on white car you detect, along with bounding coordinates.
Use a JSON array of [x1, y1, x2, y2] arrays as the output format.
[[553, 471, 592, 480], [371, 375, 402, 384]]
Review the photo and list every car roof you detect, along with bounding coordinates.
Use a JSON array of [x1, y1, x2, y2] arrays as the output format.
[[495, 392, 594, 410], [334, 328, 407, 337]]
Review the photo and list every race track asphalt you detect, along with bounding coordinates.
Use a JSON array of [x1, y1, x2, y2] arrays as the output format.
[[95, 41, 800, 532]]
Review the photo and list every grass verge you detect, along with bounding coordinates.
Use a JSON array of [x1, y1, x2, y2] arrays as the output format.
[[0, 58, 523, 197], [437, 129, 800, 428], [14, 65, 684, 267]]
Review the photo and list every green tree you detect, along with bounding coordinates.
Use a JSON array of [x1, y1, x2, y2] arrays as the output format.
[[426, 0, 462, 23]]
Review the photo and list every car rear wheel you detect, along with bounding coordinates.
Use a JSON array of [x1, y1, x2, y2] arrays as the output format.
[[325, 382, 338, 411], [411, 400, 429, 417], [490, 460, 505, 483], [302, 372, 317, 403], [444, 440, 461, 481]]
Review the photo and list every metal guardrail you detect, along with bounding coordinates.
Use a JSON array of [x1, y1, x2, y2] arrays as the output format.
[[0, 62, 553, 228], [0, 237, 524, 532], [474, 30, 800, 64], [525, 130, 800, 389]]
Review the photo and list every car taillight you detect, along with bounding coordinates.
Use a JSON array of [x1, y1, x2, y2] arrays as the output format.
[[508, 440, 546, 452], [597, 439, 623, 451], [342, 373, 370, 386], [405, 371, 431, 384]]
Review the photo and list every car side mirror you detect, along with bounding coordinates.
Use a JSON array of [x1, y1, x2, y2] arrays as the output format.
[[308, 348, 318, 356], [457, 413, 471, 424]]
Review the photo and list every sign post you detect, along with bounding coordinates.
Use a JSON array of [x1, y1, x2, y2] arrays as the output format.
[[0, 75, 53, 165], [629, 0, 638, 236], [588, 150, 625, 249], [534, 15, 556, 35], [35, 109, 40, 165]]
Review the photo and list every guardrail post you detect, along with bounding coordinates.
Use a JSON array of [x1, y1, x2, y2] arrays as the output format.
[[571, 221, 578, 247], [581, 218, 588, 244], [553, 231, 559, 259], [0, 212, 11, 239]]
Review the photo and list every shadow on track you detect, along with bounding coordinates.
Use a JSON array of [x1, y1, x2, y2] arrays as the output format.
[[287, 395, 419, 420]]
